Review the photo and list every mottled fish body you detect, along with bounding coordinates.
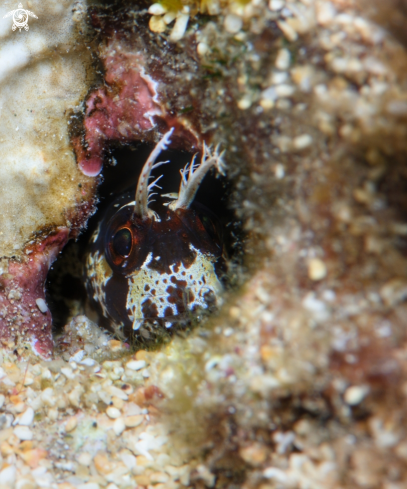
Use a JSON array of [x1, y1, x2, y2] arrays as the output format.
[[84, 130, 225, 339]]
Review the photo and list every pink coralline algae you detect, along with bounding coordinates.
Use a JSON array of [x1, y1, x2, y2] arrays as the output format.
[[74, 45, 161, 176], [0, 229, 69, 359], [73, 39, 200, 177]]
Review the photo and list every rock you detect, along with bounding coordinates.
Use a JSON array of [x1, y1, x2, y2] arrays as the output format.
[[0, 1, 405, 488], [0, 0, 97, 357]]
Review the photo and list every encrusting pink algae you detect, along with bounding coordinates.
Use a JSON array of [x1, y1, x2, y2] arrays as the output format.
[[0, 0, 406, 488]]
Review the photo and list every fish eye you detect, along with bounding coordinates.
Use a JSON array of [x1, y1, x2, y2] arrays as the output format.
[[112, 228, 132, 257]]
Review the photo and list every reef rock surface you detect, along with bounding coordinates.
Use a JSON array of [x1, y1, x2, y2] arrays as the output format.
[[0, 0, 96, 357], [0, 0, 406, 488]]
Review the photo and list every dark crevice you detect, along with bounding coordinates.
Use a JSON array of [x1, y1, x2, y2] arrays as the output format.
[[47, 143, 245, 338]]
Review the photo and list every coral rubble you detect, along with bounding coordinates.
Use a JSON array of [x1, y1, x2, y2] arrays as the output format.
[[0, 0, 407, 488], [0, 0, 96, 356]]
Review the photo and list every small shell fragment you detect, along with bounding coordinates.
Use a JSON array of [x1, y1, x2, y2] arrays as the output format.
[[170, 14, 189, 42], [275, 84, 295, 98], [344, 385, 369, 405], [126, 360, 146, 371], [275, 48, 291, 70], [124, 415, 144, 428], [269, 0, 284, 10], [238, 97, 252, 110], [0, 466, 16, 486], [149, 15, 166, 33], [308, 258, 327, 281], [65, 416, 78, 432], [35, 298, 48, 313], [148, 3, 167, 15], [293, 134, 313, 150], [15, 407, 34, 426], [113, 417, 126, 435], [78, 452, 92, 466], [106, 407, 121, 419], [274, 164, 285, 179], [14, 426, 33, 441], [224, 14, 243, 34], [380, 278, 407, 307], [277, 20, 298, 42], [70, 350, 85, 363], [80, 358, 96, 367], [61, 367, 75, 380], [197, 42, 209, 57]]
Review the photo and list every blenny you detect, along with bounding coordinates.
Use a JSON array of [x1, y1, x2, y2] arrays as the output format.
[[84, 129, 226, 339]]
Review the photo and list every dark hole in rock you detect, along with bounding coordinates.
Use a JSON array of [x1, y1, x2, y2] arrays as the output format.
[[46, 143, 245, 346]]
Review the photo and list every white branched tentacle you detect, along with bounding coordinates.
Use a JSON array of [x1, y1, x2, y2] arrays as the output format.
[[134, 128, 174, 219], [170, 143, 225, 210], [148, 174, 164, 193], [147, 192, 158, 206]]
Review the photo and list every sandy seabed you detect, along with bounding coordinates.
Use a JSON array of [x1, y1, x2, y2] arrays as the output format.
[[0, 0, 407, 488]]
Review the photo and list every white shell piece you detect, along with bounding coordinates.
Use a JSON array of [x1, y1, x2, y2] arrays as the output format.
[[170, 13, 189, 42], [35, 298, 48, 313]]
